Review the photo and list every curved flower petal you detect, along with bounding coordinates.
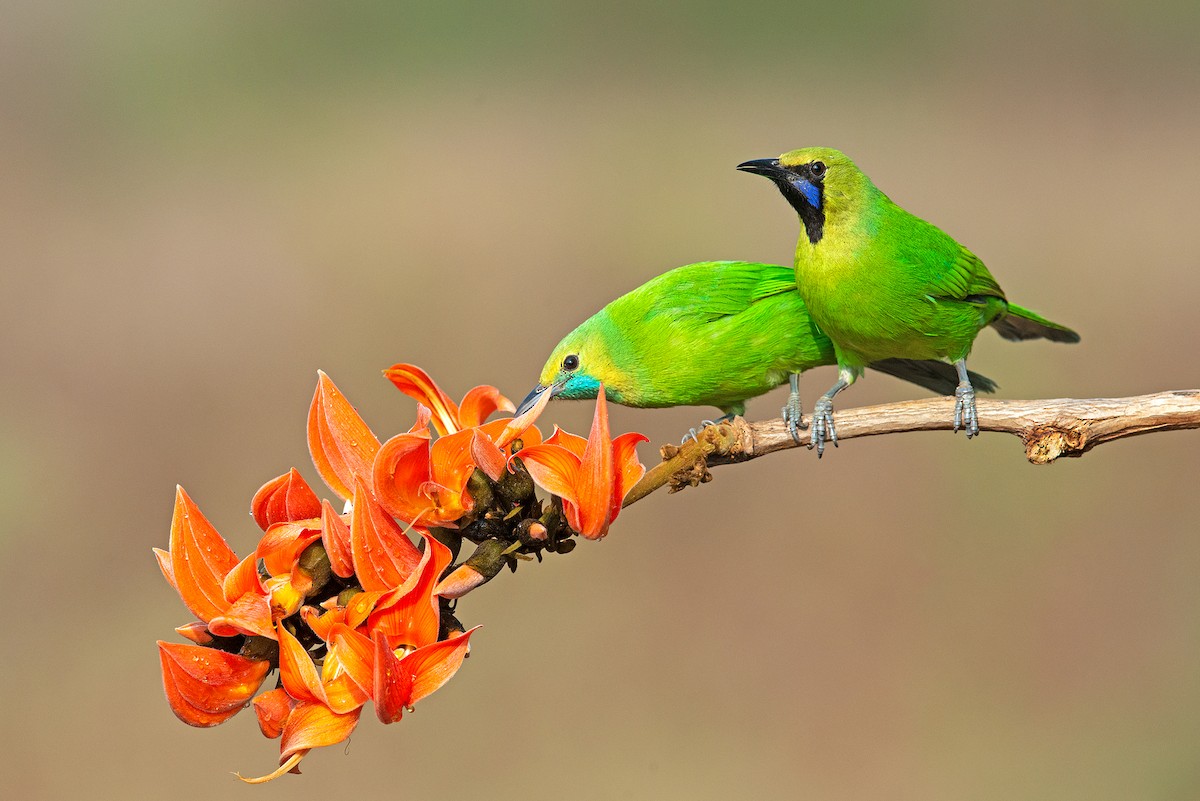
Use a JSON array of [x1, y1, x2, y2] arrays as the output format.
[[251, 468, 322, 531], [492, 387, 550, 450], [372, 631, 413, 724], [299, 605, 340, 643], [209, 592, 275, 639], [350, 478, 423, 592], [174, 622, 213, 645], [253, 688, 292, 739], [320, 499, 353, 579], [256, 521, 323, 579], [576, 386, 616, 536], [239, 701, 362, 783], [307, 371, 382, 501], [513, 444, 581, 505], [384, 363, 462, 436], [367, 531, 452, 650], [373, 626, 479, 723], [279, 701, 361, 769], [169, 487, 239, 623], [406, 626, 480, 704], [158, 641, 270, 727], [373, 427, 435, 523], [544, 425, 588, 459], [222, 554, 264, 605], [276, 622, 325, 705], [153, 548, 175, 591], [470, 429, 507, 482], [457, 384, 514, 429], [610, 431, 649, 519], [323, 623, 375, 713]]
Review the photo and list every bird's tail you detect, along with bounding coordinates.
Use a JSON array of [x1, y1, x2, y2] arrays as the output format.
[[991, 304, 1081, 343], [868, 358, 998, 396]]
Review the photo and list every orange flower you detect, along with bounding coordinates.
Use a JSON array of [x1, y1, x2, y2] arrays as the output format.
[[153, 486, 274, 640], [308, 370, 382, 501], [515, 387, 647, 540], [373, 406, 547, 526], [158, 641, 271, 727], [384, 363, 513, 436], [250, 468, 322, 531], [252, 529, 479, 780], [158, 365, 565, 781]]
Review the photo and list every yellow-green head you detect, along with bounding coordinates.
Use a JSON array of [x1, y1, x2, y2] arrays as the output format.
[[737, 147, 875, 245], [515, 313, 629, 416]]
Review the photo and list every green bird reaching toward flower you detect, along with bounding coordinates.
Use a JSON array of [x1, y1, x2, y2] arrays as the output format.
[[738, 147, 1079, 454], [515, 260, 995, 434]]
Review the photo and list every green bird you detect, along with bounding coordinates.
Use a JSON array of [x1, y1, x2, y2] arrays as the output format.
[[514, 260, 996, 433], [737, 147, 1079, 454]]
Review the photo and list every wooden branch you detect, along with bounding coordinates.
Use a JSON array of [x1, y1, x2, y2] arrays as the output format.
[[622, 390, 1200, 507]]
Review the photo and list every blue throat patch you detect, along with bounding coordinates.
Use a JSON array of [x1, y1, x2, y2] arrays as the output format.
[[559, 374, 602, 399], [792, 178, 821, 209]]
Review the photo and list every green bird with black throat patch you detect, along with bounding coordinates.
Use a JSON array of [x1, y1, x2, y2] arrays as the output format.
[[738, 147, 1079, 455], [515, 260, 996, 436]]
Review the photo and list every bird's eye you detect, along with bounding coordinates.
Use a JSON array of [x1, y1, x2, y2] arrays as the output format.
[[809, 161, 827, 179], [562, 354, 579, 371]]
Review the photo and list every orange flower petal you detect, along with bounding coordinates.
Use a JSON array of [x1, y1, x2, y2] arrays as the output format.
[[372, 631, 413, 724], [251, 468, 323, 531], [478, 416, 544, 449], [320, 500, 354, 579], [300, 605, 340, 643], [457, 384, 514, 429], [429, 428, 481, 495], [253, 688, 293, 739], [544, 425, 587, 459], [572, 386, 616, 539], [349, 478, 423, 592], [514, 444, 581, 506], [405, 626, 480, 704], [307, 371, 382, 501], [174, 622, 214, 645], [153, 548, 175, 591], [158, 641, 270, 726], [323, 624, 374, 713], [610, 430, 649, 521], [470, 429, 507, 482], [209, 592, 275, 639], [168, 487, 239, 623], [367, 532, 452, 650], [256, 521, 323, 578], [278, 701, 361, 770], [343, 589, 387, 630], [493, 385, 551, 450], [222, 554, 264, 605], [276, 622, 326, 705], [373, 427, 435, 523], [384, 363, 462, 436]]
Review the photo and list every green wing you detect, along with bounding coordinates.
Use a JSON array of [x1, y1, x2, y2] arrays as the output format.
[[637, 261, 798, 322], [923, 247, 1006, 305]]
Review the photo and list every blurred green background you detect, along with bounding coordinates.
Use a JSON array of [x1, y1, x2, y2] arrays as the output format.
[[4, 1, 1200, 798]]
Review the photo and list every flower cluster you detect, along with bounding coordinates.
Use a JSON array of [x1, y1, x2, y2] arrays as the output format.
[[154, 365, 646, 781]]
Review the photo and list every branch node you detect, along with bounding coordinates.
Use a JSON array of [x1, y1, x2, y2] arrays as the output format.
[[668, 455, 712, 493], [1023, 425, 1088, 464]]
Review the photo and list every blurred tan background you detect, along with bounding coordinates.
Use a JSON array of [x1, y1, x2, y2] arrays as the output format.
[[4, 1, 1200, 799]]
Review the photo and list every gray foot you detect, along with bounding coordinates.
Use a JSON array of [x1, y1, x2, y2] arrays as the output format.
[[810, 396, 838, 457], [781, 393, 806, 444], [954, 383, 979, 438]]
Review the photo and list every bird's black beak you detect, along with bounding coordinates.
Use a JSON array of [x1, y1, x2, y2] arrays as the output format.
[[736, 158, 793, 181], [514, 382, 561, 417]]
